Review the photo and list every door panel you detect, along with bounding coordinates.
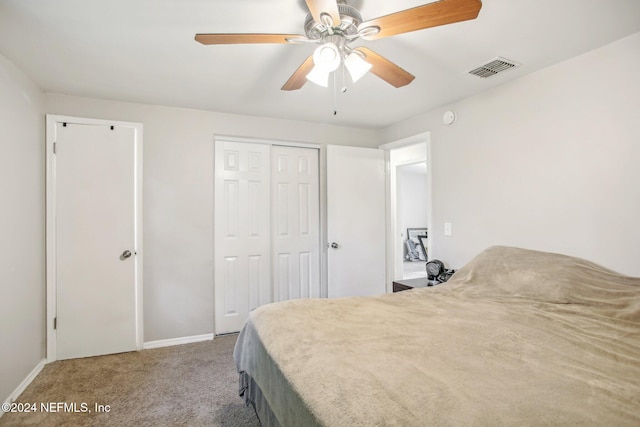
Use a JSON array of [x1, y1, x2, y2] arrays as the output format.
[[56, 123, 137, 360], [327, 145, 386, 298], [215, 141, 271, 334], [271, 146, 320, 301]]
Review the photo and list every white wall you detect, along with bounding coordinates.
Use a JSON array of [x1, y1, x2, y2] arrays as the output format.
[[399, 164, 429, 240], [45, 94, 382, 341], [383, 32, 640, 276], [0, 53, 45, 403]]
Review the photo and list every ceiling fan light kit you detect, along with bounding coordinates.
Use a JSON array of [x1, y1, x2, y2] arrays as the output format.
[[313, 41, 342, 72], [195, 0, 482, 92], [343, 51, 372, 83], [305, 34, 372, 87], [306, 61, 332, 87]]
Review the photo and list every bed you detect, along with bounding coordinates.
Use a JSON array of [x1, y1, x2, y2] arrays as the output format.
[[233, 246, 640, 426]]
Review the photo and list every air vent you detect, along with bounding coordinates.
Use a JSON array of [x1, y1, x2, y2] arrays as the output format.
[[468, 57, 519, 78]]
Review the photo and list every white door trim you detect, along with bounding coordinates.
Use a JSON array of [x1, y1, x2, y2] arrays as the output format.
[[380, 133, 432, 287], [46, 115, 144, 362], [213, 134, 321, 150]]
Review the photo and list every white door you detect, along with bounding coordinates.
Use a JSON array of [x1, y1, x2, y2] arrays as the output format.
[[327, 145, 386, 298], [55, 122, 138, 360], [271, 146, 320, 301], [214, 141, 321, 334], [214, 141, 272, 334]]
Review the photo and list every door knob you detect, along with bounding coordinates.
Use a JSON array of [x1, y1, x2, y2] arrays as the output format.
[[329, 242, 339, 249], [120, 250, 132, 260]]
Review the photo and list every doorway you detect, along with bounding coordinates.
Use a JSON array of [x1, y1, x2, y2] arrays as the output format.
[[381, 134, 432, 283], [46, 115, 144, 361], [397, 162, 429, 279]]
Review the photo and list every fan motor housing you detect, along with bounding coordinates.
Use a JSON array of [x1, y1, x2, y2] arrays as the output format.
[[304, 4, 363, 40]]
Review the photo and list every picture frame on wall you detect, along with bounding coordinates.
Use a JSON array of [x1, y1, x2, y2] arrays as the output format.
[[406, 228, 428, 261], [418, 235, 428, 262], [407, 228, 428, 241]]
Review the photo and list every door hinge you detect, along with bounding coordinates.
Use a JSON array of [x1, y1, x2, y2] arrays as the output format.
[[53, 317, 57, 330], [53, 142, 57, 154]]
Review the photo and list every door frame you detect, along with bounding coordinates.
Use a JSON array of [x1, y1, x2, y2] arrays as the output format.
[[212, 135, 323, 334], [380, 132, 432, 288], [45, 115, 144, 362]]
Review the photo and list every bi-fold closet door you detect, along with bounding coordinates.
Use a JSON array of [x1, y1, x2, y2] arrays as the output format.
[[214, 140, 320, 334]]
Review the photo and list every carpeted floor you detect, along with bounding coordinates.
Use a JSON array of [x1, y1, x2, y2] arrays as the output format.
[[0, 334, 260, 426]]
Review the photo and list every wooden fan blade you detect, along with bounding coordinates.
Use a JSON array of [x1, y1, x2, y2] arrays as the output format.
[[195, 33, 306, 45], [281, 56, 315, 91], [354, 47, 415, 88], [305, 0, 341, 26], [359, 0, 482, 40]]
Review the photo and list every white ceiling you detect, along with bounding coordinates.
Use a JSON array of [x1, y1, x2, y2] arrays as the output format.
[[1, 0, 639, 129]]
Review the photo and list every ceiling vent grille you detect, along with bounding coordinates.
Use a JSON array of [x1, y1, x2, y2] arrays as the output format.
[[468, 57, 519, 78]]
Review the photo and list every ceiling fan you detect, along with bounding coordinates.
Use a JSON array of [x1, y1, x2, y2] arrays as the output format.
[[195, 0, 482, 91]]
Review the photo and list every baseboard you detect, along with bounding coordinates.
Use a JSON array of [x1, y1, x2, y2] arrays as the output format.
[[1, 358, 46, 418], [143, 333, 214, 350]]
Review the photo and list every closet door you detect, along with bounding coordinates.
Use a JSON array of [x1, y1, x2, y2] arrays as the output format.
[[214, 141, 321, 334], [271, 146, 320, 301], [214, 141, 271, 334]]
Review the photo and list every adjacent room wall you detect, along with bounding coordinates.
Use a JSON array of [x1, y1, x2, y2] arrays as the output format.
[[0, 53, 45, 403], [383, 32, 640, 276], [45, 94, 383, 342], [399, 164, 429, 240], [399, 164, 429, 260]]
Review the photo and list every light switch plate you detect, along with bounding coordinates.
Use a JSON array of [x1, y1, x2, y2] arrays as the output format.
[[444, 222, 452, 236]]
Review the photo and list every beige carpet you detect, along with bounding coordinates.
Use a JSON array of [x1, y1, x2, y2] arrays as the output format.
[[0, 334, 260, 426]]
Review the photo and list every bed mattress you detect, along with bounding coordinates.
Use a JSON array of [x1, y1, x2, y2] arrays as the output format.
[[234, 246, 640, 426]]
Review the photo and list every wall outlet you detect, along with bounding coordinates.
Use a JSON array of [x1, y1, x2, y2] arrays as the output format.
[[444, 222, 452, 236]]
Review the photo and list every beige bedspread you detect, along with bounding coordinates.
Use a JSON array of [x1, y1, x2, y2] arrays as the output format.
[[234, 246, 640, 426]]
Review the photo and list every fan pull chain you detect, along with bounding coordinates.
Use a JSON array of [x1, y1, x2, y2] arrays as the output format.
[[332, 65, 348, 116], [333, 71, 338, 116], [341, 63, 348, 93]]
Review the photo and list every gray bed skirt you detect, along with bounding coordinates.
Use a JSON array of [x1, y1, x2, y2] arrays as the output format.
[[239, 371, 281, 427]]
